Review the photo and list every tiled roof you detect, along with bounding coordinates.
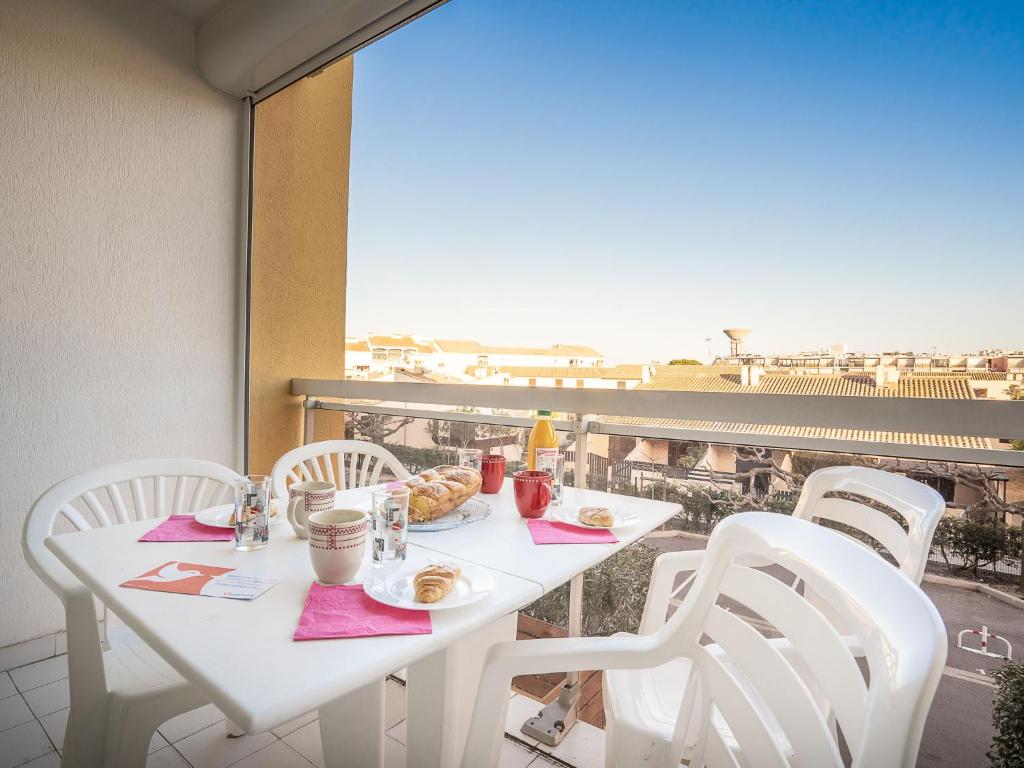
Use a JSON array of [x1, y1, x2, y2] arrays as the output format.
[[906, 370, 1007, 379], [495, 365, 644, 380], [600, 415, 992, 450], [434, 339, 604, 357], [434, 339, 485, 354], [639, 371, 976, 399], [345, 340, 369, 353], [367, 335, 434, 353]]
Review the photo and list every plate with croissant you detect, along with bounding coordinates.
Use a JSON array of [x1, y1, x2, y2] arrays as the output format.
[[362, 561, 494, 611], [548, 506, 639, 531], [194, 500, 288, 529]]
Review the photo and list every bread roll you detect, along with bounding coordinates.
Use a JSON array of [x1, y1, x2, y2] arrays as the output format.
[[578, 506, 615, 528], [405, 465, 482, 522]]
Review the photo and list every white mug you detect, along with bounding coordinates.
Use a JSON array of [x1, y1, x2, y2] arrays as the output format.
[[307, 509, 368, 585], [287, 481, 336, 539]]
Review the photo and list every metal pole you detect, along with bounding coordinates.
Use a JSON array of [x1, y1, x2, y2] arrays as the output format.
[[303, 396, 317, 445], [521, 414, 589, 745]]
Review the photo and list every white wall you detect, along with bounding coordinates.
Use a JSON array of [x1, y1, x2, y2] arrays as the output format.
[[0, 0, 243, 647]]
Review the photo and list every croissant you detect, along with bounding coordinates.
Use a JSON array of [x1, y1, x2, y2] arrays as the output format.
[[414, 563, 461, 603], [578, 506, 615, 528]]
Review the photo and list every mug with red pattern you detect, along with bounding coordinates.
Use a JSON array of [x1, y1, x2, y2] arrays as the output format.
[[306, 509, 367, 584]]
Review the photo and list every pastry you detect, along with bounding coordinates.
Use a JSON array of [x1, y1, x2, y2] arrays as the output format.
[[578, 506, 615, 528], [406, 465, 483, 522], [414, 563, 461, 603]]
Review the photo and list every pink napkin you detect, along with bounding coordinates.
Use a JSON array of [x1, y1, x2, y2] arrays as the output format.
[[138, 515, 234, 542], [528, 519, 618, 544], [294, 583, 432, 641]]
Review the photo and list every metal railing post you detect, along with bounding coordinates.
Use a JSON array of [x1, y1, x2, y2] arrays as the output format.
[[302, 396, 318, 445]]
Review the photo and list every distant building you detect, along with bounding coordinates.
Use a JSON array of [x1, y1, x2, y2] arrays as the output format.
[[344, 335, 606, 379]]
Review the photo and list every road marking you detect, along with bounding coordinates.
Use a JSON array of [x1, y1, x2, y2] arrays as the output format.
[[943, 666, 997, 688]]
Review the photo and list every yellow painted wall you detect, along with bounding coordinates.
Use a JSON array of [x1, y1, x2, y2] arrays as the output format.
[[249, 58, 353, 475]]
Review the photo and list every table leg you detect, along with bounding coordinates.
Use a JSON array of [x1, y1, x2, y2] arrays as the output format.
[[520, 573, 583, 746], [319, 678, 385, 768], [406, 613, 518, 768]]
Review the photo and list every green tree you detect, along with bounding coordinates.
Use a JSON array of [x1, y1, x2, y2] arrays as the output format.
[[347, 413, 413, 444], [989, 661, 1024, 768], [668, 358, 701, 365]]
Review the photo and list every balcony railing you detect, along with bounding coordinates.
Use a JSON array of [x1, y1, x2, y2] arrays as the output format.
[[288, 376, 1024, 746], [292, 378, 1024, 467]]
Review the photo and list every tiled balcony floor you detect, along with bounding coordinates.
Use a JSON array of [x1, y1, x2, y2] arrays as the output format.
[[0, 653, 604, 768]]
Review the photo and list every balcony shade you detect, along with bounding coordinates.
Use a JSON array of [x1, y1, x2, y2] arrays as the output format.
[[196, 0, 445, 101]]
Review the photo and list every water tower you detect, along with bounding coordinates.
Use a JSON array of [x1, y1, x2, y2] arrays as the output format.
[[723, 328, 751, 357]]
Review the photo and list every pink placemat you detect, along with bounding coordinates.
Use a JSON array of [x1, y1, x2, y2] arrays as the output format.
[[139, 515, 234, 542], [294, 583, 432, 641], [528, 519, 618, 544]]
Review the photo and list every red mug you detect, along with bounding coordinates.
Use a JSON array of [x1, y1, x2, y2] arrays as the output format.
[[480, 454, 507, 494], [513, 470, 552, 519]]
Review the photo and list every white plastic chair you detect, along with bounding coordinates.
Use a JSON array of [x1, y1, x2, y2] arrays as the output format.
[[270, 439, 411, 499], [22, 458, 240, 768], [605, 465, 946, 767], [462, 512, 947, 768]]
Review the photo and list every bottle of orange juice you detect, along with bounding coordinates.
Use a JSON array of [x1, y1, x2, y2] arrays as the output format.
[[527, 410, 558, 471]]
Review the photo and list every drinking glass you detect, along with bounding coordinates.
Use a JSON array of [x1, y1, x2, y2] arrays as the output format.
[[234, 475, 271, 551], [536, 451, 565, 506], [457, 447, 483, 471], [371, 484, 410, 566]]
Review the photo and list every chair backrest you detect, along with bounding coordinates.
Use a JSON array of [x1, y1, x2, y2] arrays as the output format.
[[270, 439, 411, 499], [23, 458, 239, 601], [663, 513, 946, 768], [791, 465, 945, 584]]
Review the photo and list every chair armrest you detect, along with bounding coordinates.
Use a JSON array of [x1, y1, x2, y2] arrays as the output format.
[[461, 634, 663, 767], [639, 549, 707, 634]]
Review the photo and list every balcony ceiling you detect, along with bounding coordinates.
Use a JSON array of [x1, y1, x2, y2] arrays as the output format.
[[159, 0, 226, 23], [159, 0, 444, 99]]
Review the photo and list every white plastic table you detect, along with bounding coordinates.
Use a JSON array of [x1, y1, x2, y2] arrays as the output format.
[[47, 485, 680, 768]]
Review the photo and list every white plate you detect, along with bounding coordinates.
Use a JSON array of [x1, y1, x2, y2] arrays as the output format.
[[548, 505, 639, 531], [193, 501, 288, 529], [362, 561, 494, 611]]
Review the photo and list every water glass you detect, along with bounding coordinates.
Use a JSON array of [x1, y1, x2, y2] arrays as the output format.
[[536, 451, 565, 506], [457, 447, 483, 471], [234, 475, 271, 551], [371, 484, 410, 566]]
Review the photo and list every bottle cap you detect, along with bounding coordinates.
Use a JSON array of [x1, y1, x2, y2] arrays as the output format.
[[537, 409, 552, 416]]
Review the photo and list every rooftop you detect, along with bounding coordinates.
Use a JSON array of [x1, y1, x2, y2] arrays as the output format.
[[492, 365, 646, 380], [433, 339, 604, 357], [638, 370, 978, 399]]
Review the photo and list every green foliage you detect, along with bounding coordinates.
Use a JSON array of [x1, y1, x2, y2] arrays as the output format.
[[675, 446, 702, 469], [989, 661, 1024, 768], [522, 541, 661, 636], [381, 444, 456, 474], [427, 407, 521, 449], [933, 518, 1021, 579], [347, 413, 413, 444], [1011, 439, 1024, 451], [668, 359, 701, 365]]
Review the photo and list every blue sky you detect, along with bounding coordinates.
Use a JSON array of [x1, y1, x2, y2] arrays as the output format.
[[346, 0, 1023, 362]]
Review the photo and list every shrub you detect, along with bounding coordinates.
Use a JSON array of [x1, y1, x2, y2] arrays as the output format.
[[933, 518, 1021, 580], [382, 444, 456, 474], [989, 661, 1024, 767], [522, 541, 660, 636]]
